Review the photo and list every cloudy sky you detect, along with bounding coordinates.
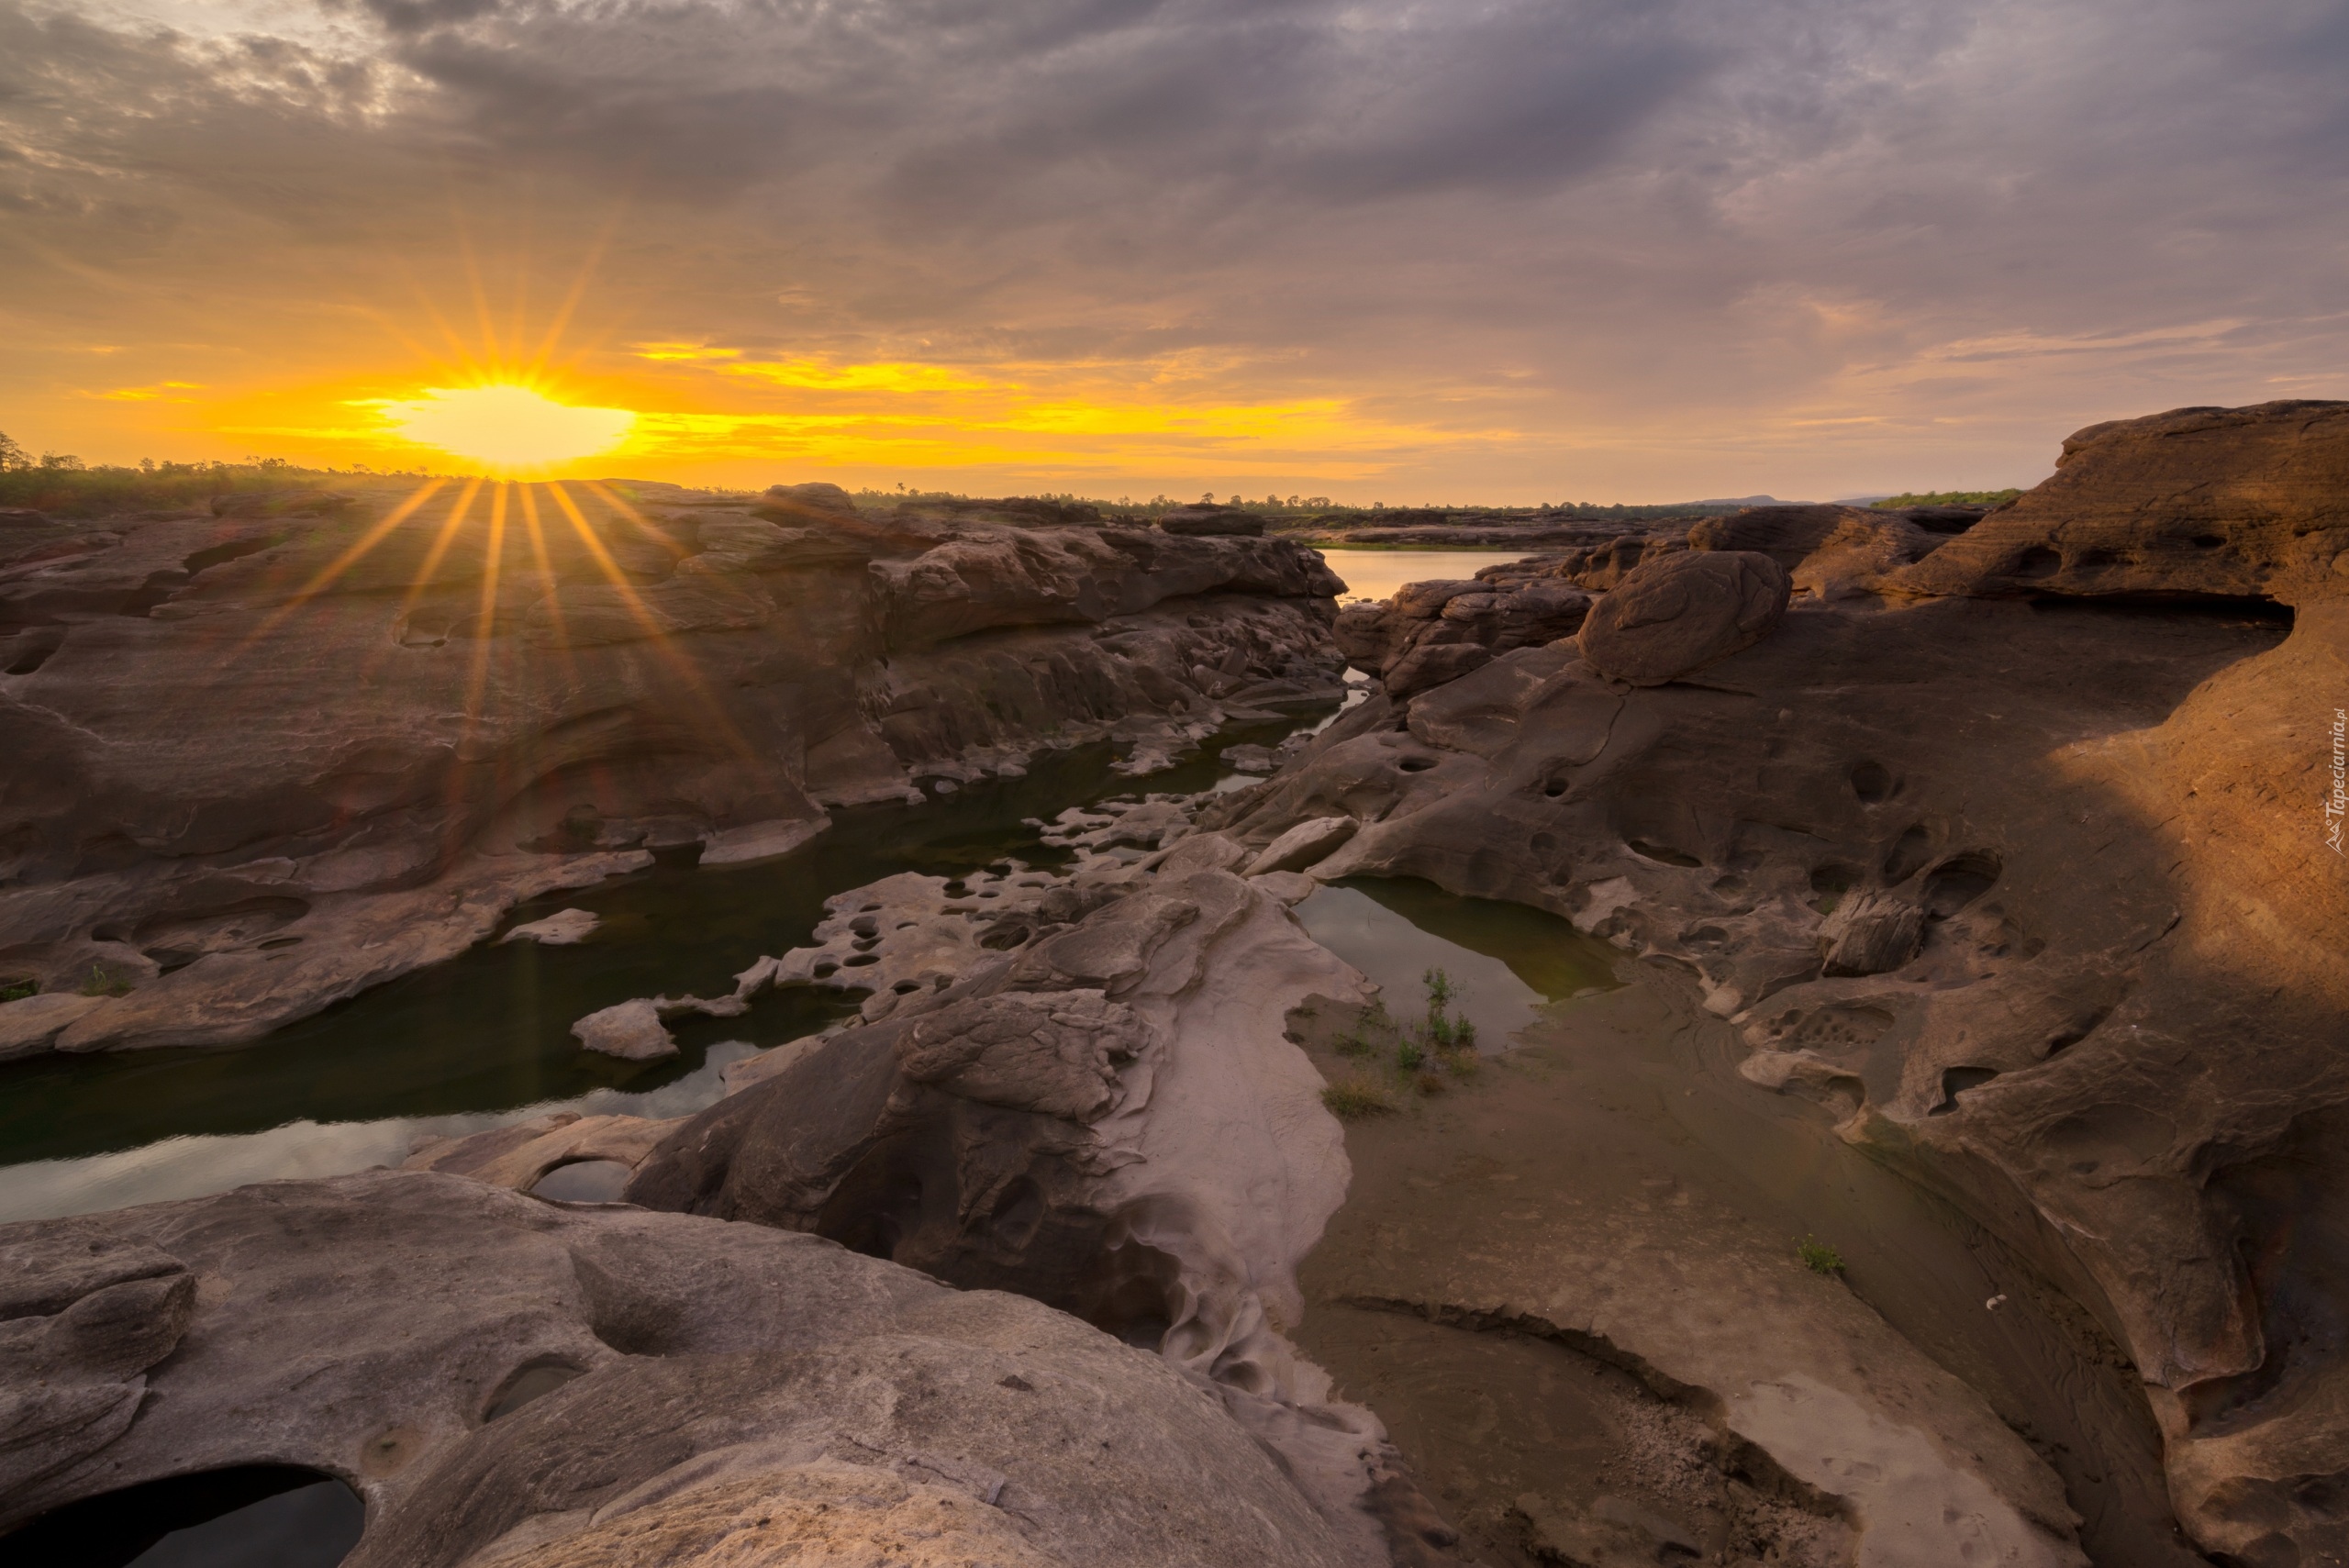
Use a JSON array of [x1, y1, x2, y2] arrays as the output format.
[[3, 0, 2344, 499]]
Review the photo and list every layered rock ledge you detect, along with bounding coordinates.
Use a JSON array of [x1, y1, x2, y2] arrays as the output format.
[[0, 485, 1345, 1053]]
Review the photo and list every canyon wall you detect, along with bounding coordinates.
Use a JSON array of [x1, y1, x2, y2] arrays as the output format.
[[0, 484, 1345, 1052]]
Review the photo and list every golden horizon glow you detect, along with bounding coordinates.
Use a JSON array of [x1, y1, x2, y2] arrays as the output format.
[[382, 384, 636, 473]]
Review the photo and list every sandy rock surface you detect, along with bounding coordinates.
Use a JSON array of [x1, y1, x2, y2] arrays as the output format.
[[1203, 399, 2349, 1564], [1574, 548, 1791, 685], [0, 1172, 1358, 1568], [619, 835, 1412, 1562]]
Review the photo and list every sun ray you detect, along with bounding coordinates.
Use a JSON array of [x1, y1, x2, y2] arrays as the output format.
[[461, 481, 511, 740], [516, 482, 579, 684], [583, 478, 707, 555], [527, 206, 629, 382], [546, 483, 763, 764], [454, 207, 505, 376], [397, 476, 485, 616], [354, 475, 486, 686], [437, 479, 509, 865], [223, 477, 449, 661]]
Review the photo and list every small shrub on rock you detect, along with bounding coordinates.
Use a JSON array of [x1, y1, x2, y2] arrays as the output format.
[[78, 966, 134, 998]]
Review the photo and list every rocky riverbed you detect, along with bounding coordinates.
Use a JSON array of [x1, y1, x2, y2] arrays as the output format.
[[2, 400, 2344, 1566]]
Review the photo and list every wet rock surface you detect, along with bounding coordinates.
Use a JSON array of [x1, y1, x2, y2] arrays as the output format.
[[0, 485, 1344, 1054]]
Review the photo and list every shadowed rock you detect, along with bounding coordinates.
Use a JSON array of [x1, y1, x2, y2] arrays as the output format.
[[1332, 576, 1592, 695], [1201, 401, 2349, 1563]]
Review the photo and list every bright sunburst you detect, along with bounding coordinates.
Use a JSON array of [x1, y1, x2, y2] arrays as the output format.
[[385, 384, 635, 472]]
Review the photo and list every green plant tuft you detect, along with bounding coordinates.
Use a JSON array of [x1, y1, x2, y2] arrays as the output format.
[[1321, 1075, 1398, 1120], [1797, 1236, 1846, 1276], [0, 979, 35, 1004], [1396, 1037, 1425, 1072], [1422, 966, 1456, 1011], [78, 965, 135, 998]]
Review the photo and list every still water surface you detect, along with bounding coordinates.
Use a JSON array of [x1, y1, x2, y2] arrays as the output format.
[[0, 722, 1313, 1222], [1313, 547, 1537, 605], [1293, 878, 1619, 1047]]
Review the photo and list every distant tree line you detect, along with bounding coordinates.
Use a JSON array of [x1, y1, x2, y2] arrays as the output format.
[[0, 430, 429, 517], [1869, 489, 2022, 509]]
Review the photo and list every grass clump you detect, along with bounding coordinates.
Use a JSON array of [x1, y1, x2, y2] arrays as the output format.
[[1322, 1075, 1398, 1120], [77, 965, 135, 998], [1797, 1236, 1846, 1277], [1414, 966, 1482, 1074], [0, 978, 35, 1003]]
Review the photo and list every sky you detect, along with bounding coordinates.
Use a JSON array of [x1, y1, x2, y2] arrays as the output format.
[[3, 0, 2345, 502]]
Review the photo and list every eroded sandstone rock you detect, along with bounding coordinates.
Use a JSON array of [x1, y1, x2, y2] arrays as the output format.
[[1331, 576, 1591, 695], [0, 484, 1345, 1054], [1893, 399, 2349, 605], [620, 846, 1410, 1561], [1203, 401, 2349, 1562], [0, 1173, 1358, 1568], [1575, 549, 1790, 685]]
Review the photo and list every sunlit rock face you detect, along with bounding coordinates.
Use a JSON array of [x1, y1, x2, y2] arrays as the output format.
[[1207, 400, 2349, 1565], [0, 485, 1344, 1052]]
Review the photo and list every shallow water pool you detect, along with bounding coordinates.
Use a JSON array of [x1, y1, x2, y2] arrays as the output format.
[[1309, 548, 1539, 605], [1293, 877, 1621, 1049]]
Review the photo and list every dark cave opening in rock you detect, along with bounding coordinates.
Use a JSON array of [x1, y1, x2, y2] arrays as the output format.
[[0, 1465, 363, 1568], [1930, 1066, 2000, 1115]]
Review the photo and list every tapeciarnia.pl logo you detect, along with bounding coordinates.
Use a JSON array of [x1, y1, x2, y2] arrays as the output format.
[[2326, 706, 2346, 856]]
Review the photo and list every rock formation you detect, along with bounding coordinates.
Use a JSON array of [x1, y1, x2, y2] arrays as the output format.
[[615, 829, 1419, 1559], [0, 1171, 1358, 1567], [0, 485, 1345, 1055], [5, 400, 2342, 1567], [1204, 400, 2349, 1564], [1332, 576, 1592, 695]]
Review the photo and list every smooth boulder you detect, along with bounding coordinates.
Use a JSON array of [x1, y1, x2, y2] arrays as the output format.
[[1575, 549, 1790, 685], [0, 1173, 1356, 1568]]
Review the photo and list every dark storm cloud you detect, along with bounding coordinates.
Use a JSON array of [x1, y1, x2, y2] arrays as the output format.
[[5, 0, 2348, 492], [322, 0, 1731, 218]]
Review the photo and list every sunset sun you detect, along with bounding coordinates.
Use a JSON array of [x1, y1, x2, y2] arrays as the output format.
[[385, 384, 635, 472]]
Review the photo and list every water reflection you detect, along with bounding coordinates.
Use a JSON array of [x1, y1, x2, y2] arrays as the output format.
[[1293, 877, 1620, 1050], [1311, 548, 1537, 605], [0, 1042, 762, 1224], [0, 718, 1321, 1220]]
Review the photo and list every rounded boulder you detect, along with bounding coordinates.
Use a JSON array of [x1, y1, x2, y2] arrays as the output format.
[[1575, 549, 1790, 685]]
